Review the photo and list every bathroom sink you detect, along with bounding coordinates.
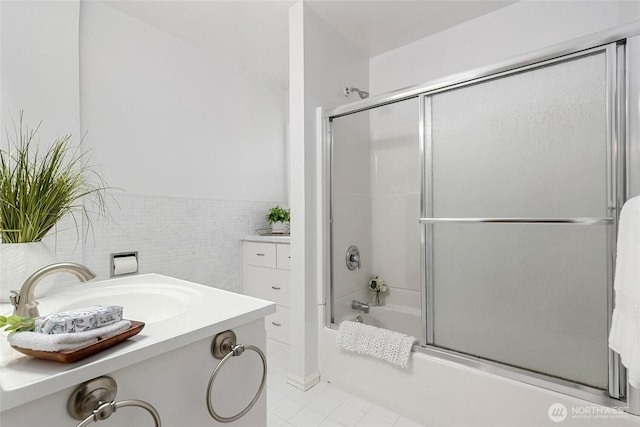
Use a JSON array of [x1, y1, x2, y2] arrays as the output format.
[[44, 283, 195, 324]]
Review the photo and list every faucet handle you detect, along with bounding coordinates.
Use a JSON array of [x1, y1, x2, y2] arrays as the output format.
[[9, 291, 19, 308]]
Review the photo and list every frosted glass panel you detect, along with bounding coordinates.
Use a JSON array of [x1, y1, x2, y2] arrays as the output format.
[[431, 52, 607, 218], [428, 51, 610, 389], [432, 224, 609, 388]]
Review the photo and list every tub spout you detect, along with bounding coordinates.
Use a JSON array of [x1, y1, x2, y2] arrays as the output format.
[[10, 262, 96, 318], [351, 300, 370, 314]]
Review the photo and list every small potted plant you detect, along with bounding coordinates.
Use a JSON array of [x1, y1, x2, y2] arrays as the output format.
[[265, 205, 290, 234], [0, 112, 110, 301]]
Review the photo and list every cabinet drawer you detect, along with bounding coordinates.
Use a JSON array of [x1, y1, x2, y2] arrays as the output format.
[[265, 305, 289, 344], [276, 244, 291, 270], [244, 266, 289, 306], [244, 242, 276, 268]]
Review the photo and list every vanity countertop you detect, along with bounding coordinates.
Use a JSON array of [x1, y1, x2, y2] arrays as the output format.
[[0, 273, 275, 412], [243, 235, 291, 244]]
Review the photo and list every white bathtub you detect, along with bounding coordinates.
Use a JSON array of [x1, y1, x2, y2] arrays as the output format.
[[322, 300, 640, 427], [340, 304, 422, 341], [320, 325, 640, 427]]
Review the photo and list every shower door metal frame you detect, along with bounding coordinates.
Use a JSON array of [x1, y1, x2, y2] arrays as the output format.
[[324, 22, 640, 410], [419, 43, 623, 405]]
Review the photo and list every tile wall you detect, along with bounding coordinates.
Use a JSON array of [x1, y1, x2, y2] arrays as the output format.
[[43, 193, 278, 293]]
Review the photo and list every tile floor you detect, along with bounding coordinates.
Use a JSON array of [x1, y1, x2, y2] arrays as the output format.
[[266, 339, 426, 427]]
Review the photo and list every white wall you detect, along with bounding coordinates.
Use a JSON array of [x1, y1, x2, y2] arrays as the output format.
[[370, 0, 640, 94], [288, 1, 369, 389], [80, 1, 287, 202], [1, 1, 288, 294], [0, 0, 83, 265], [0, 0, 80, 143]]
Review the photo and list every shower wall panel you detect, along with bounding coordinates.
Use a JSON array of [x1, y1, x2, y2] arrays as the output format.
[[331, 111, 372, 321], [370, 99, 421, 311]]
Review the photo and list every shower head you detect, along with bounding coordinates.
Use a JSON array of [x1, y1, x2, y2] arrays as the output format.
[[343, 87, 369, 99]]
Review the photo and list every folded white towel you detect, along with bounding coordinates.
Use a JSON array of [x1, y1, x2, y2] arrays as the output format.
[[336, 321, 415, 368], [609, 196, 640, 387], [8, 320, 132, 352]]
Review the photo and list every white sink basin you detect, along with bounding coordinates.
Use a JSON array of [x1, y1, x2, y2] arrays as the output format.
[[45, 283, 195, 324]]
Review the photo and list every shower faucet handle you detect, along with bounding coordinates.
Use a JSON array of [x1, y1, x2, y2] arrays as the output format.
[[346, 245, 361, 270]]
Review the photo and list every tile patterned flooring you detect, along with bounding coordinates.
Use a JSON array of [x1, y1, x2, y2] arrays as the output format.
[[266, 339, 426, 427]]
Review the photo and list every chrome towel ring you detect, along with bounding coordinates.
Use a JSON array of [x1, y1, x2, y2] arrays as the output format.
[[68, 376, 161, 427], [75, 399, 161, 427], [206, 330, 267, 423]]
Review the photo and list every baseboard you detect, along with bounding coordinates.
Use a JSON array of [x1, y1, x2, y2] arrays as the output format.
[[286, 371, 321, 391]]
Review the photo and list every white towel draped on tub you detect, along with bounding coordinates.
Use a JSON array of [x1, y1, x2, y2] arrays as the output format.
[[8, 320, 132, 352], [336, 321, 416, 368], [609, 195, 640, 388]]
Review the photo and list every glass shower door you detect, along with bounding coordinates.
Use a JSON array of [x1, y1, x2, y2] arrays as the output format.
[[422, 48, 615, 390]]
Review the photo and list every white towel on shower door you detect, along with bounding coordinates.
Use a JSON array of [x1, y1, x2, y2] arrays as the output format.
[[609, 195, 640, 388], [336, 321, 416, 368]]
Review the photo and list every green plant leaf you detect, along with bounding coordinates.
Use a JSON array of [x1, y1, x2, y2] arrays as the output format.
[[266, 205, 290, 224], [0, 111, 114, 243], [6, 315, 22, 324], [0, 315, 35, 333]]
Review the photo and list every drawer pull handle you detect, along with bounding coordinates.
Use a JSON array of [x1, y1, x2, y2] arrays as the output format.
[[271, 322, 282, 327], [256, 253, 265, 257], [271, 286, 281, 290]]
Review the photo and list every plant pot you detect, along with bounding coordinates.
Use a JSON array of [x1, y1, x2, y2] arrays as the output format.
[[0, 241, 57, 303], [271, 222, 289, 234], [371, 291, 386, 307]]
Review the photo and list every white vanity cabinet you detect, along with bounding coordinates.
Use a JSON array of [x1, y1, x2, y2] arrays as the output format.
[[1, 321, 267, 427], [243, 237, 291, 344], [0, 274, 275, 427]]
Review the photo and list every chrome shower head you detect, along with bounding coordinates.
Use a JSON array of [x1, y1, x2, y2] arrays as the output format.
[[343, 87, 369, 99]]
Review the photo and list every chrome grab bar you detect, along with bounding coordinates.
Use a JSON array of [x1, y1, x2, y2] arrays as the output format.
[[206, 330, 267, 423], [419, 217, 613, 225]]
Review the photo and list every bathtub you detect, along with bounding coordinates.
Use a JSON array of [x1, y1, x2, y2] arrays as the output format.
[[340, 304, 422, 341], [321, 309, 640, 427]]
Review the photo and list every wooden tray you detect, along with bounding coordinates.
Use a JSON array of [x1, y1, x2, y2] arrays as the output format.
[[11, 320, 145, 363]]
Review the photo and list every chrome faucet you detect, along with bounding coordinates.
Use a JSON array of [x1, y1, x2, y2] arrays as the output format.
[[351, 300, 370, 314], [10, 262, 96, 318]]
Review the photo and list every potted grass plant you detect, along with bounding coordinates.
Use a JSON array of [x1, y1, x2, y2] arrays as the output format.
[[0, 112, 109, 301], [266, 205, 290, 234]]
